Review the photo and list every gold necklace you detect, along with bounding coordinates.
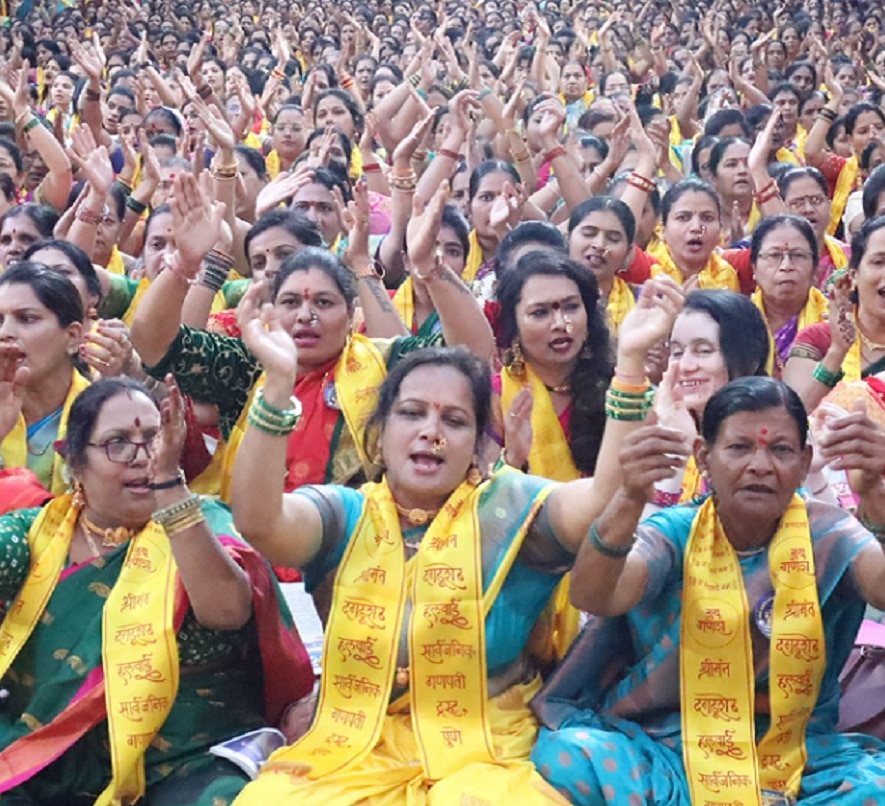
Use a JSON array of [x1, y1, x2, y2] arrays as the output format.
[[544, 382, 572, 394], [394, 502, 441, 527], [858, 327, 885, 352], [80, 512, 138, 548]]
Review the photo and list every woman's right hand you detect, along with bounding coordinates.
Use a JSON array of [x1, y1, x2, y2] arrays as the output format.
[[828, 271, 856, 359], [238, 281, 299, 386], [619, 420, 693, 503], [0, 347, 27, 444]]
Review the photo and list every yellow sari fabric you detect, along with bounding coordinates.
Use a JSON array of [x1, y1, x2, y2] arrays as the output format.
[[0, 369, 90, 495], [463, 230, 484, 284], [605, 277, 635, 336], [829, 156, 859, 236], [651, 246, 739, 290], [392, 277, 415, 331], [105, 245, 126, 275], [824, 235, 849, 271]]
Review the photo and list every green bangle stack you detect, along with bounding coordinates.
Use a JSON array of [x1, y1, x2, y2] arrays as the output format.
[[812, 362, 843, 388], [604, 385, 654, 421], [247, 387, 303, 436]]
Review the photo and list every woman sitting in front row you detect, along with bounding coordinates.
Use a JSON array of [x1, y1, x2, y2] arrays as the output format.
[[533, 376, 885, 806]]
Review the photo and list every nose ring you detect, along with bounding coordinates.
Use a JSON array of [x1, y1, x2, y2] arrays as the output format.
[[699, 225, 707, 233], [563, 315, 574, 334], [432, 437, 447, 455], [308, 309, 319, 327]]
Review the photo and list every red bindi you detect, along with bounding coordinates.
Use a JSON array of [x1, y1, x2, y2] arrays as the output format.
[[134, 417, 141, 428], [551, 301, 561, 311], [303, 288, 311, 299], [757, 428, 769, 447], [432, 402, 441, 410]]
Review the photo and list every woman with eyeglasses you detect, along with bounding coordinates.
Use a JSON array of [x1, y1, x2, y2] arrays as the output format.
[[266, 105, 308, 179], [749, 215, 828, 378], [0, 376, 313, 803]]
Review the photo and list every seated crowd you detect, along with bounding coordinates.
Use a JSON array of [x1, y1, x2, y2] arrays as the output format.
[[5, 0, 885, 802]]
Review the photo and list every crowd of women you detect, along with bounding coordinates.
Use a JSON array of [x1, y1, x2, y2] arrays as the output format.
[[5, 0, 885, 802]]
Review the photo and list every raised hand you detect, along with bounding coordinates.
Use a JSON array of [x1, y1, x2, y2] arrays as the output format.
[[81, 319, 134, 378], [502, 385, 533, 469], [617, 276, 685, 365], [619, 418, 693, 503], [169, 172, 226, 270], [149, 374, 188, 482], [829, 271, 856, 358], [818, 400, 885, 496], [69, 124, 114, 195], [238, 280, 299, 383], [0, 346, 28, 443]]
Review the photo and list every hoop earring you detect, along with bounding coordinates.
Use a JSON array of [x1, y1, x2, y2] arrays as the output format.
[[505, 339, 526, 376]]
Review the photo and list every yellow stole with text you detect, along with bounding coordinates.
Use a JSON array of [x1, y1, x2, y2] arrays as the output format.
[[0, 369, 90, 495], [264, 475, 505, 780], [678, 457, 703, 504], [681, 494, 824, 804], [463, 230, 484, 284], [0, 496, 179, 805], [751, 287, 828, 376], [651, 246, 739, 291], [828, 156, 859, 236], [218, 333, 387, 501], [840, 335, 863, 383], [605, 276, 635, 336], [500, 365, 578, 483]]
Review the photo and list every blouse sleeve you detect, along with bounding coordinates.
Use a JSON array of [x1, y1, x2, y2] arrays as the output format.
[[97, 275, 140, 320], [789, 321, 832, 362], [142, 326, 263, 438], [0, 509, 38, 601]]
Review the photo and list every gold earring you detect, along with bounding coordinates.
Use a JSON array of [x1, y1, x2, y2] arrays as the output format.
[[72, 479, 85, 508], [505, 339, 526, 376]]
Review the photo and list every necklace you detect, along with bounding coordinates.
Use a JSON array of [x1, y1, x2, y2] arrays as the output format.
[[544, 382, 572, 394], [734, 544, 767, 558], [858, 327, 885, 353], [394, 502, 441, 527], [80, 512, 138, 548]]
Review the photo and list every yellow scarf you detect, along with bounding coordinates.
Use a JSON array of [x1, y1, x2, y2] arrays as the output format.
[[678, 456, 704, 504], [605, 276, 635, 336], [751, 287, 829, 376], [651, 246, 739, 290], [682, 494, 824, 804], [463, 230, 485, 284], [105, 244, 126, 275], [499, 364, 578, 482], [266, 149, 282, 179], [775, 147, 800, 166], [828, 155, 859, 236], [264, 474, 544, 780], [0, 496, 179, 805], [219, 333, 387, 502], [0, 369, 90, 495], [392, 276, 415, 331], [824, 235, 849, 270], [841, 334, 863, 382]]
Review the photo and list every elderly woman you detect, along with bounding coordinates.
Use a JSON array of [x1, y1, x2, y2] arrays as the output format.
[[749, 215, 828, 377], [0, 377, 312, 803], [533, 376, 885, 805], [227, 282, 685, 803]]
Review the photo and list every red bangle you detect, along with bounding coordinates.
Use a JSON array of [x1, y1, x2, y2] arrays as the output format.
[[651, 489, 682, 508], [626, 171, 655, 192], [362, 162, 382, 173], [75, 208, 103, 226], [543, 145, 567, 163], [437, 147, 461, 161]]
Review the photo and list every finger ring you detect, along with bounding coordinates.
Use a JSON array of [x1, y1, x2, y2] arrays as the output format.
[[508, 412, 517, 418]]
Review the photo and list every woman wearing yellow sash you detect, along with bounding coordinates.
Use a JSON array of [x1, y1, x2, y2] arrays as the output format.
[[804, 64, 885, 238], [568, 196, 639, 337], [264, 105, 309, 179], [786, 217, 885, 414], [0, 264, 87, 496], [0, 376, 314, 804], [749, 215, 828, 378], [228, 280, 686, 805], [533, 376, 885, 806], [132, 178, 494, 502]]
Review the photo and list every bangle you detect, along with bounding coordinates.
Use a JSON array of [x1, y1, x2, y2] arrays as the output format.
[[352, 263, 379, 279], [437, 147, 461, 161], [859, 514, 885, 542], [416, 89, 428, 100], [626, 171, 655, 193], [408, 73, 422, 87], [196, 84, 213, 99], [84, 87, 101, 102], [340, 76, 355, 90], [816, 107, 837, 123], [477, 86, 493, 101], [543, 145, 567, 163], [362, 161, 382, 173], [162, 252, 197, 285], [247, 387, 303, 437], [271, 68, 286, 81], [14, 109, 31, 127], [114, 176, 133, 194], [75, 207, 103, 226], [614, 368, 647, 383], [153, 493, 201, 528], [812, 361, 843, 388], [126, 196, 148, 215], [412, 148, 428, 162], [148, 469, 186, 490], [512, 150, 531, 163], [651, 488, 682, 508], [588, 521, 634, 558], [754, 179, 780, 204], [22, 116, 40, 136], [211, 162, 239, 179]]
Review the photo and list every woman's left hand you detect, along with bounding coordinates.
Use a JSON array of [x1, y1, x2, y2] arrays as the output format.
[[817, 400, 885, 495], [150, 373, 188, 482], [81, 319, 133, 378], [502, 385, 533, 469]]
